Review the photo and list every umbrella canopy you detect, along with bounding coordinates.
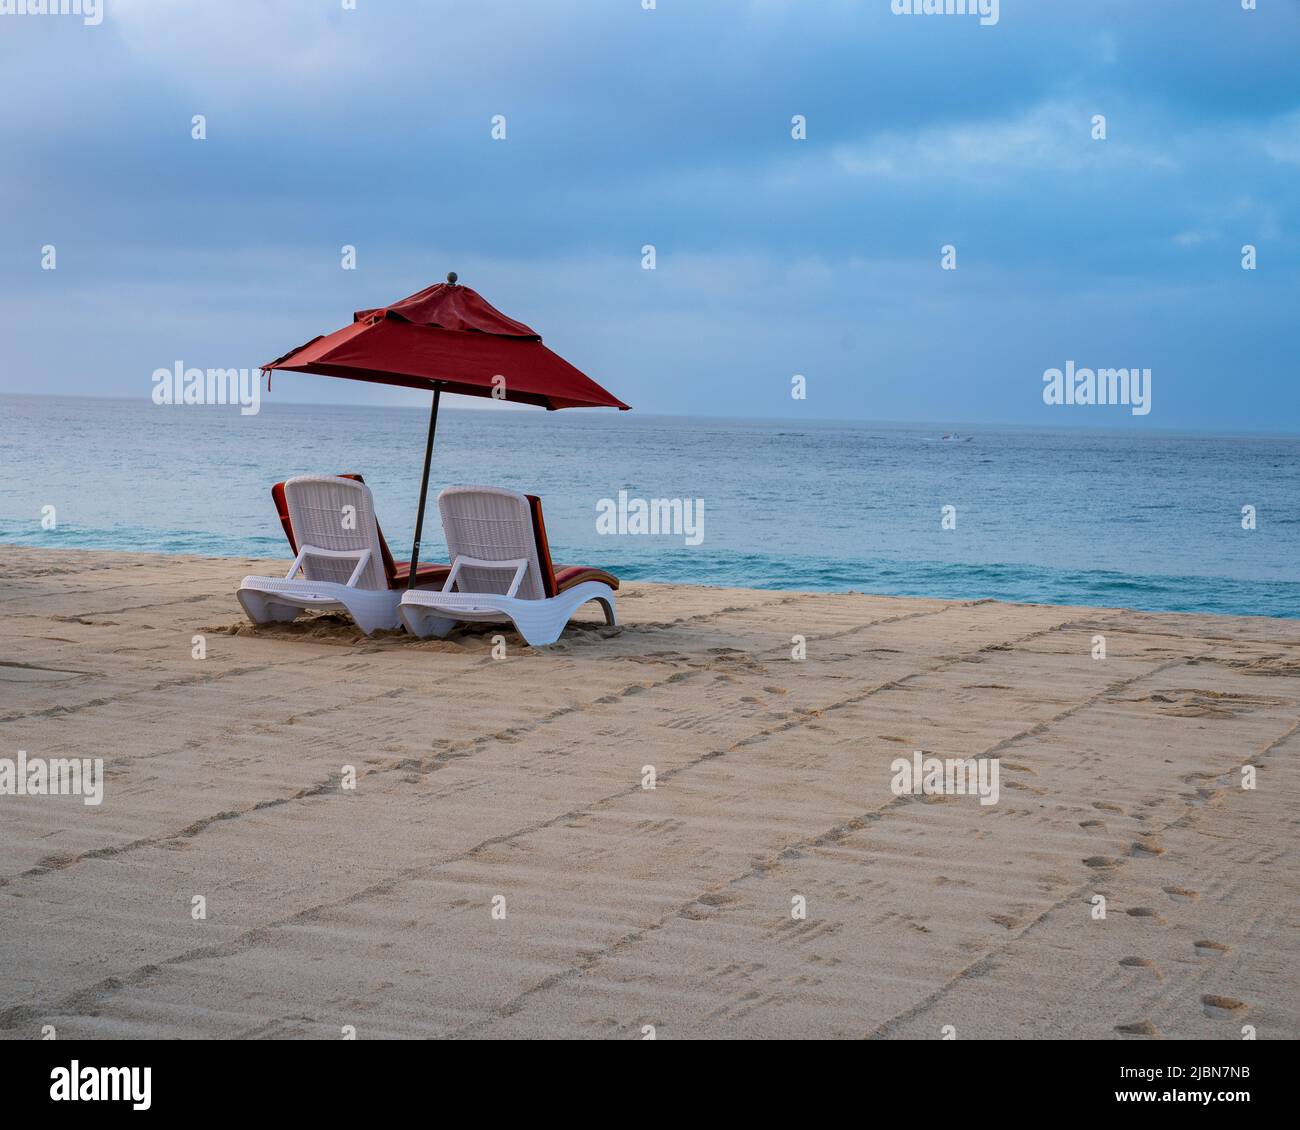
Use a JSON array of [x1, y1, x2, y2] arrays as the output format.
[[260, 275, 629, 587], [263, 278, 629, 411]]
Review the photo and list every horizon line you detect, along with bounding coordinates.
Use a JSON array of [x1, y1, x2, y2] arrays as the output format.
[[4, 389, 1299, 439]]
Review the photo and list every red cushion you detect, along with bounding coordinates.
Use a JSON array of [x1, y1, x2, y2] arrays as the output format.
[[522, 494, 618, 595], [553, 565, 619, 593], [525, 495, 559, 597], [390, 561, 452, 590], [271, 480, 298, 554]]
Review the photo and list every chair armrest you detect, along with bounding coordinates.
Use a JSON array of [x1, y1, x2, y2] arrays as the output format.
[[286, 546, 373, 588], [442, 556, 529, 598]]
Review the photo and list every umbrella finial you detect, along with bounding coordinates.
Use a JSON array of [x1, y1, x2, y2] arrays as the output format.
[[446, 271, 458, 285]]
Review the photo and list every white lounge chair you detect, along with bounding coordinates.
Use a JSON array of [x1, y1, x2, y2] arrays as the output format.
[[237, 475, 412, 636], [269, 473, 450, 591], [399, 486, 619, 646]]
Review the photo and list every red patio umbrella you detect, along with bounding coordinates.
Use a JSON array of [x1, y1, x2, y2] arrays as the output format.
[[262, 274, 630, 587]]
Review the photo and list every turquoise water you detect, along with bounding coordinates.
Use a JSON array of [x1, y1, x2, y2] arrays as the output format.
[[2, 395, 1296, 618]]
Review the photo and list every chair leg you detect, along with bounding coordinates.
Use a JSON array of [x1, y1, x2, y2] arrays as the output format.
[[596, 595, 617, 626], [399, 605, 457, 639], [513, 597, 582, 646], [340, 597, 400, 637], [237, 589, 301, 626], [514, 618, 564, 647]]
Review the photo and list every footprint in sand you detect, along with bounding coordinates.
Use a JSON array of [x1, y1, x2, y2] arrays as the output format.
[[1202, 995, 1247, 1020], [679, 891, 739, 919], [1114, 1019, 1160, 1038], [1180, 771, 1218, 786], [1194, 940, 1231, 958], [1126, 906, 1166, 922], [1163, 886, 1200, 903], [1131, 837, 1165, 858], [1093, 801, 1125, 815], [1119, 957, 1163, 980], [1079, 819, 1106, 831], [1083, 855, 1120, 869], [696, 892, 738, 908]]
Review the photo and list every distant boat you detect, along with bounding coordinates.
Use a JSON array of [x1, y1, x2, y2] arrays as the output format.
[[923, 432, 974, 443]]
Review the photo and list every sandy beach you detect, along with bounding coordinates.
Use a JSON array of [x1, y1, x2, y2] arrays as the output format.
[[1, 545, 1296, 1040]]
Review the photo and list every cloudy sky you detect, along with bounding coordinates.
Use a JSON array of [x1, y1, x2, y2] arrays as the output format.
[[2, 0, 1297, 430]]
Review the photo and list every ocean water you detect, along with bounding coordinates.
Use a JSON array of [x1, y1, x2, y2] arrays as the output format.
[[2, 394, 1297, 619]]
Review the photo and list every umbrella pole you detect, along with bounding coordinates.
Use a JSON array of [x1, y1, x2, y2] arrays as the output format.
[[406, 385, 442, 589]]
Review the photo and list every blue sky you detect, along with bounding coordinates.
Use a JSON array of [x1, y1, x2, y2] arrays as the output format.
[[1, 0, 1297, 430]]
